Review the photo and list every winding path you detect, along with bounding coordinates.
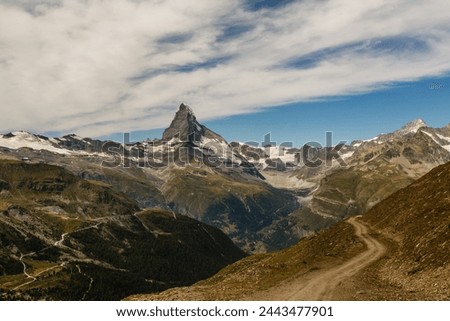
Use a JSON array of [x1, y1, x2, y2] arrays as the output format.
[[251, 217, 386, 300], [290, 217, 385, 300], [11, 221, 103, 291], [76, 265, 94, 301], [54, 222, 102, 247], [11, 252, 37, 290]]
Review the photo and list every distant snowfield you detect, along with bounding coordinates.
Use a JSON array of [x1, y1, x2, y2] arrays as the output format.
[[0, 131, 99, 156], [266, 146, 297, 163], [0, 131, 72, 155]]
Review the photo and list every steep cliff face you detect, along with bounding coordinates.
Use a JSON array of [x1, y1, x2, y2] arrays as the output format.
[[162, 103, 226, 143]]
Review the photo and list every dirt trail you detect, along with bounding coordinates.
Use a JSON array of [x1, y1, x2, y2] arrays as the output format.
[[249, 217, 386, 300]]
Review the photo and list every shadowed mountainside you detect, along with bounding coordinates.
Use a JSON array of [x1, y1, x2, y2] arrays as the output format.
[[0, 160, 245, 300]]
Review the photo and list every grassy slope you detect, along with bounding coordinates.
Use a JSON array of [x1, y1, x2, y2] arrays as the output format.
[[0, 160, 246, 300], [359, 162, 450, 299]]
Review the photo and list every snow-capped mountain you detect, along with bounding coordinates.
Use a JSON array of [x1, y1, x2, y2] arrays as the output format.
[[158, 103, 261, 177], [1, 102, 450, 302], [394, 118, 428, 136], [232, 118, 450, 175], [0, 131, 73, 155], [0, 131, 113, 156], [1, 105, 449, 253], [290, 120, 450, 224], [224, 118, 450, 229]]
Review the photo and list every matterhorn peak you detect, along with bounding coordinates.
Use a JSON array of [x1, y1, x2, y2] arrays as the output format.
[[179, 102, 194, 114], [162, 103, 226, 143]]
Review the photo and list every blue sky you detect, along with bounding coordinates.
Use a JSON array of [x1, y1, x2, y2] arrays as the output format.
[[1, 0, 450, 145], [111, 74, 450, 146], [207, 75, 450, 145]]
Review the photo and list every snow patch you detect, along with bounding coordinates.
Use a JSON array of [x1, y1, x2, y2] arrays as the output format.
[[422, 131, 450, 152], [264, 146, 297, 163], [0, 131, 71, 155], [436, 133, 450, 143], [340, 151, 354, 160], [396, 119, 428, 136], [364, 136, 379, 143]]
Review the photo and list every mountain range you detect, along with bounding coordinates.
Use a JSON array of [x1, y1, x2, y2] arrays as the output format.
[[0, 103, 449, 300], [233, 117, 450, 235]]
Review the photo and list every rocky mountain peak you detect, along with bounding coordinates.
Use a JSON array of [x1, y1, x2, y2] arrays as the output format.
[[395, 118, 428, 136], [178, 102, 194, 114], [162, 103, 226, 143], [162, 103, 203, 142]]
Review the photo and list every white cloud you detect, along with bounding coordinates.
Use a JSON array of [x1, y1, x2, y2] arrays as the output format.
[[0, 0, 450, 137]]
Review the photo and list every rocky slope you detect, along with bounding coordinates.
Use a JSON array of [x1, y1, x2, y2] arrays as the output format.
[[359, 160, 450, 299], [0, 160, 245, 300], [304, 120, 450, 219]]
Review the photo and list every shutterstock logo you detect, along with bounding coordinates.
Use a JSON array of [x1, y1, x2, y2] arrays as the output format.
[[246, 132, 348, 168], [100, 131, 348, 169]]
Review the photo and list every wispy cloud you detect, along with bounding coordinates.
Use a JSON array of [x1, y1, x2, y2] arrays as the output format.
[[0, 0, 449, 137]]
